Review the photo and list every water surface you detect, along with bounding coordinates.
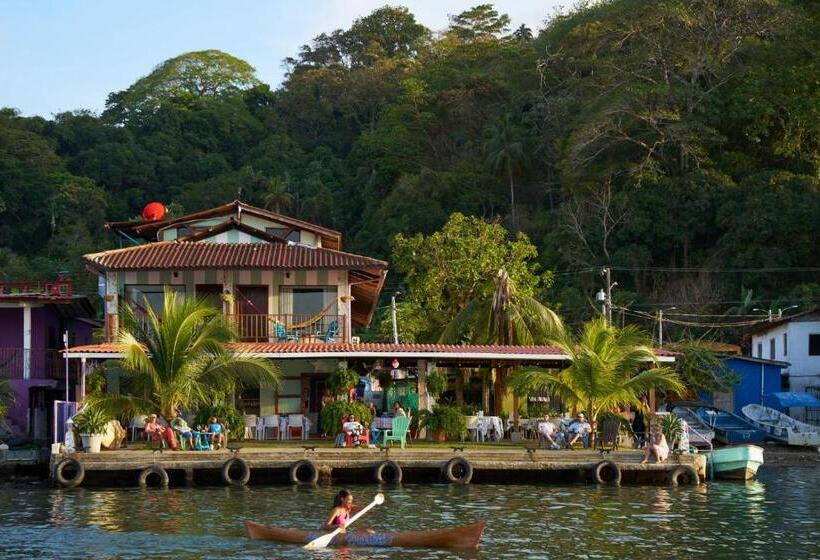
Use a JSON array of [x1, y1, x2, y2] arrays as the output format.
[[0, 467, 816, 559]]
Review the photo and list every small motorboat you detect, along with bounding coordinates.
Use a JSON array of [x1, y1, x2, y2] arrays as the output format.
[[704, 445, 764, 481], [742, 404, 820, 447], [693, 405, 767, 445], [245, 520, 486, 548]]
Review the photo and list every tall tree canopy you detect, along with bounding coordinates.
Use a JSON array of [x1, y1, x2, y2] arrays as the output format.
[[1, 1, 818, 344]]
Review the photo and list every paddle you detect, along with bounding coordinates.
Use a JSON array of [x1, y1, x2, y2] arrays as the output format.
[[304, 492, 385, 550]]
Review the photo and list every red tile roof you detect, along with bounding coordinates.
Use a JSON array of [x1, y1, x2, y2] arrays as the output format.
[[84, 242, 388, 271], [65, 342, 676, 359]]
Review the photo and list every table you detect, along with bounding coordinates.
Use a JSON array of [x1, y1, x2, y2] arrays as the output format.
[[372, 416, 393, 430], [466, 416, 504, 441]]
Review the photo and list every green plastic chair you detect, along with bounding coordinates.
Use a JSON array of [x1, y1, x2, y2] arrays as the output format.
[[381, 416, 411, 449]]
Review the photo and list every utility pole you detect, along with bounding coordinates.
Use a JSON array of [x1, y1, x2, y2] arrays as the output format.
[[391, 292, 400, 344], [604, 267, 612, 326], [657, 307, 676, 347]]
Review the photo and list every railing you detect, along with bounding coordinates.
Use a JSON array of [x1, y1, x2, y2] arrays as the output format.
[[0, 348, 65, 380], [230, 314, 346, 343], [0, 279, 73, 298]]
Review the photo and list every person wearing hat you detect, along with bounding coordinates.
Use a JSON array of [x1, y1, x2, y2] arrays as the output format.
[[568, 413, 591, 447], [144, 414, 179, 450]]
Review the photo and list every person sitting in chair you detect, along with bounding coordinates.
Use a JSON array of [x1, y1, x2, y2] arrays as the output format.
[[537, 414, 563, 449], [392, 402, 407, 417], [170, 413, 194, 450], [205, 416, 225, 449], [144, 414, 178, 450], [567, 413, 591, 447], [342, 414, 365, 447]]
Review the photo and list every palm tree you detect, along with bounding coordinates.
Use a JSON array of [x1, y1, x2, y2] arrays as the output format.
[[85, 290, 280, 421], [262, 175, 295, 214], [512, 24, 533, 43], [0, 377, 16, 418], [508, 317, 684, 446], [484, 115, 527, 230], [440, 269, 564, 416]]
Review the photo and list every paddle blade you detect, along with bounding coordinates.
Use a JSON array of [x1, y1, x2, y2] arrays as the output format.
[[374, 493, 385, 505], [304, 532, 336, 550]]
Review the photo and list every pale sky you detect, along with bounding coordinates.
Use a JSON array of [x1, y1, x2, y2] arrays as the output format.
[[0, 1, 565, 118]]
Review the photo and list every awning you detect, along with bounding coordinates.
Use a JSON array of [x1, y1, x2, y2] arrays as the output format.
[[763, 392, 820, 409]]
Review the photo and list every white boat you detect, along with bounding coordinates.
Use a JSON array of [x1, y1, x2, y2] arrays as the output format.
[[670, 405, 715, 447], [742, 404, 820, 448]]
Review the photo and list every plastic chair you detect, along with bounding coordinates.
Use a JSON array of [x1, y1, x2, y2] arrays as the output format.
[[243, 414, 258, 440], [381, 415, 410, 449], [317, 320, 339, 343], [287, 414, 306, 440], [130, 415, 146, 441], [261, 415, 279, 440]]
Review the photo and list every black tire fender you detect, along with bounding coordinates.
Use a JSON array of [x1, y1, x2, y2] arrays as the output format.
[[443, 457, 473, 484], [373, 460, 403, 484], [289, 459, 318, 485], [138, 465, 169, 487], [593, 460, 621, 485], [668, 465, 699, 487], [55, 458, 85, 488], [222, 457, 251, 486]]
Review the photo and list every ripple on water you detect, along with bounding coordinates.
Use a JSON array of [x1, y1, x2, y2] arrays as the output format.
[[0, 467, 817, 559]]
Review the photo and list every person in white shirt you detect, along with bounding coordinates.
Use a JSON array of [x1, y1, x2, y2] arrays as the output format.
[[537, 414, 563, 449], [342, 415, 364, 447]]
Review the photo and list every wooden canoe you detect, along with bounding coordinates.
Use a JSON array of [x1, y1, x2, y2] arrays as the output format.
[[245, 520, 485, 548]]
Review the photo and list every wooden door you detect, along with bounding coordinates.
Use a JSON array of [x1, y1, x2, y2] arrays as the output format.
[[235, 286, 269, 341]]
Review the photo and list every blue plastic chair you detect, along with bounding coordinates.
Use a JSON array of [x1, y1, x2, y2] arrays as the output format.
[[318, 320, 339, 343]]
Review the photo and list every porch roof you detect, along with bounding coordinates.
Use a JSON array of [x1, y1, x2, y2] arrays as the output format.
[[64, 342, 676, 363]]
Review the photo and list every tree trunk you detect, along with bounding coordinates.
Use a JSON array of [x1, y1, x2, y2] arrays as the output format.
[[493, 367, 507, 416], [508, 167, 517, 231]]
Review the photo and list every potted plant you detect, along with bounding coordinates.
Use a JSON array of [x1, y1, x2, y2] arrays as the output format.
[[73, 408, 110, 453], [426, 367, 448, 399], [419, 404, 467, 442], [660, 414, 683, 450]]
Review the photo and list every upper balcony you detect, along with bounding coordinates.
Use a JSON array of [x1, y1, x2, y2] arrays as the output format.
[[0, 279, 73, 300], [0, 348, 68, 380], [229, 314, 346, 343]]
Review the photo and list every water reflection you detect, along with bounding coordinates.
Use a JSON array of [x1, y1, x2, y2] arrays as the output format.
[[0, 468, 816, 559]]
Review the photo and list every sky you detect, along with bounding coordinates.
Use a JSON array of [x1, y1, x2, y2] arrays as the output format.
[[0, 1, 566, 118]]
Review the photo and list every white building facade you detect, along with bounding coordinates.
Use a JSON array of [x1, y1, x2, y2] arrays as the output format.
[[750, 310, 820, 394]]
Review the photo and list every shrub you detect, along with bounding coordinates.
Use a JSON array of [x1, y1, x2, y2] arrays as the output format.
[[327, 366, 359, 397], [320, 401, 373, 437], [195, 404, 243, 438], [73, 407, 111, 435], [419, 404, 467, 440], [426, 368, 448, 397]]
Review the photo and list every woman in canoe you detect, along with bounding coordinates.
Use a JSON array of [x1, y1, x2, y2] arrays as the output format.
[[323, 490, 375, 534]]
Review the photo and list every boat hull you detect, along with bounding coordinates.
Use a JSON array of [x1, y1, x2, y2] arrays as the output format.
[[245, 520, 486, 548], [742, 404, 820, 447], [706, 445, 764, 481]]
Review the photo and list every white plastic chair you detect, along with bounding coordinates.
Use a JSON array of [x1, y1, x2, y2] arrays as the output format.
[[287, 414, 306, 440], [243, 414, 258, 440], [129, 415, 146, 441], [261, 415, 279, 440]]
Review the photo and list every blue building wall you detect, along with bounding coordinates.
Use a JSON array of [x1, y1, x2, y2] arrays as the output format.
[[724, 357, 783, 416]]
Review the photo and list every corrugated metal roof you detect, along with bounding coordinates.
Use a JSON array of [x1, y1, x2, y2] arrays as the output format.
[[84, 242, 388, 271]]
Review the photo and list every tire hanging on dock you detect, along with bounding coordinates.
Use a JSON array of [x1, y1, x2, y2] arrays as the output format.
[[667, 465, 699, 486], [443, 457, 473, 484], [55, 458, 85, 488], [593, 460, 621, 485], [138, 465, 169, 487], [222, 457, 251, 486], [373, 460, 403, 484], [289, 459, 319, 485]]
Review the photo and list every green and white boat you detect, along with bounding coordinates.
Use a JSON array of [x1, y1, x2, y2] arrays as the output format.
[[704, 444, 764, 481]]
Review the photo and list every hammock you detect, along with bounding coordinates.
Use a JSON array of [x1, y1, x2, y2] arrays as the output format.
[[271, 295, 353, 330]]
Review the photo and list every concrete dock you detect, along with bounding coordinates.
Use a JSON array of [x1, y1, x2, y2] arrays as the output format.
[[50, 446, 706, 488]]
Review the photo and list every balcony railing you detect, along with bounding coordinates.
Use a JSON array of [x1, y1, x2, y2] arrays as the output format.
[[230, 314, 346, 343], [0, 279, 73, 299], [0, 348, 66, 380]]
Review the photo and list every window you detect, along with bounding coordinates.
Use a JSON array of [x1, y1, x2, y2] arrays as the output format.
[[757, 343, 763, 358], [769, 338, 776, 360], [266, 227, 300, 242], [809, 334, 820, 356], [125, 285, 185, 317], [281, 287, 337, 317], [784, 333, 788, 356]]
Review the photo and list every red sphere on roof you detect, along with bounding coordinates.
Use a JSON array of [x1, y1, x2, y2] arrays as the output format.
[[142, 202, 167, 221]]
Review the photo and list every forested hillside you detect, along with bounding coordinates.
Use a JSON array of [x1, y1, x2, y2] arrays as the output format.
[[1, 1, 818, 338]]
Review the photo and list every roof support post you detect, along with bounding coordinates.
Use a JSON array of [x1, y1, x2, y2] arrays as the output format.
[[22, 303, 31, 380], [104, 272, 118, 342]]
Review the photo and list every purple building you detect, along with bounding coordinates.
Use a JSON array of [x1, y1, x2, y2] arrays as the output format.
[[0, 279, 96, 440]]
